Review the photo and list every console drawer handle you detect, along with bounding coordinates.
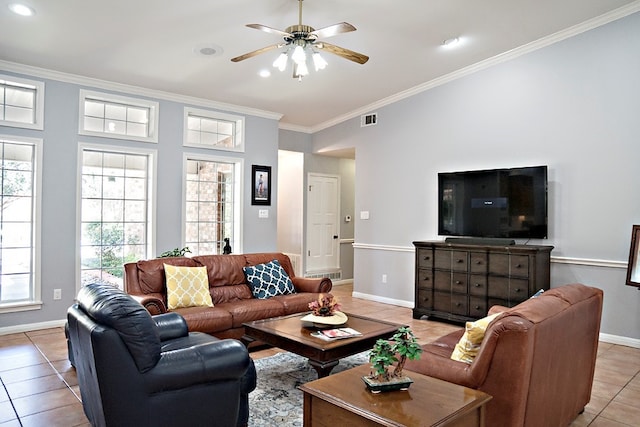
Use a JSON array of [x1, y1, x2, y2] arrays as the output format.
[[514, 288, 521, 293], [456, 259, 464, 263], [474, 283, 481, 287], [456, 302, 462, 307], [475, 305, 481, 310], [455, 280, 462, 285]]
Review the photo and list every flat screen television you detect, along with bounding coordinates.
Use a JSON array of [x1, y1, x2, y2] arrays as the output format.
[[438, 166, 548, 240]]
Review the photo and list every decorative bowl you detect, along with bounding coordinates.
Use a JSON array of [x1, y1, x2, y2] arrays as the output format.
[[301, 311, 348, 328]]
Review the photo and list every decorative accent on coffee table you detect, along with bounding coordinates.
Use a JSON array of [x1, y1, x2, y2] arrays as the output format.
[[363, 326, 422, 393], [301, 294, 347, 327]]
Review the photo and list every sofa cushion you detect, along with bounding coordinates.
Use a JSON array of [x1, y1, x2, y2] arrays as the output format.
[[243, 260, 296, 299], [137, 257, 200, 294], [164, 264, 214, 310], [451, 312, 500, 364]]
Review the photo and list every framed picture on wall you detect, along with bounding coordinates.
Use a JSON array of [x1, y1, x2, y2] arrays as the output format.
[[251, 165, 271, 206], [626, 224, 640, 288]]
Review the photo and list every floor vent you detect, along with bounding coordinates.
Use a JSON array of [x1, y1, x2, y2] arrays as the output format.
[[305, 271, 342, 281], [361, 113, 377, 127]]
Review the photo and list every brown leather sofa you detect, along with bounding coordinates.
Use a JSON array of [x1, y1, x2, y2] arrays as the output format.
[[124, 252, 332, 342], [405, 283, 603, 427]]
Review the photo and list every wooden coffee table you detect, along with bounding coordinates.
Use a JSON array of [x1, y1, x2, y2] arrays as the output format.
[[299, 364, 492, 426], [242, 312, 401, 377]]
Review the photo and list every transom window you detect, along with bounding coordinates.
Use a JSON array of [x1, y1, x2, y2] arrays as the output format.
[[0, 75, 45, 130], [79, 145, 154, 289], [184, 107, 244, 152], [184, 156, 241, 255], [79, 90, 159, 143], [0, 135, 42, 310]]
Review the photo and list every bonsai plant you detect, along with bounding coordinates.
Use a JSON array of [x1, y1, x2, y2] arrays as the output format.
[[363, 326, 422, 392], [158, 247, 191, 258]]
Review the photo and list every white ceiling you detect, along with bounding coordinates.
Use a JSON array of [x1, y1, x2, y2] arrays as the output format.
[[1, 0, 638, 131]]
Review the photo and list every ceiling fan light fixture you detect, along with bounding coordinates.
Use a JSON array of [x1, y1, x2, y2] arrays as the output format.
[[292, 45, 306, 65], [273, 52, 288, 71], [312, 52, 328, 71]]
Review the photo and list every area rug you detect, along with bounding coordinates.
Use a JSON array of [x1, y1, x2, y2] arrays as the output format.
[[248, 351, 370, 426]]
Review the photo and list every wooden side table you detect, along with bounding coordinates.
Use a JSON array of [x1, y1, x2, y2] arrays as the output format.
[[299, 365, 491, 427]]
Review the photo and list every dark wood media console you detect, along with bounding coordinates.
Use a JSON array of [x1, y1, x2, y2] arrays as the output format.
[[413, 240, 553, 323]]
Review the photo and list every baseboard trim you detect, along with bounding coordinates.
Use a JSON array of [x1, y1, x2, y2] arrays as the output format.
[[0, 319, 67, 336], [351, 291, 414, 309], [599, 333, 640, 349]]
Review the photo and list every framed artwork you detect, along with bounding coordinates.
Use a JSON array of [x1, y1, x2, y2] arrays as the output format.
[[626, 224, 640, 288], [251, 165, 271, 205]]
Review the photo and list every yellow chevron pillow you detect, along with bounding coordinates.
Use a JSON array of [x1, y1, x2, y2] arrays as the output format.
[[450, 312, 500, 364], [164, 264, 213, 310]]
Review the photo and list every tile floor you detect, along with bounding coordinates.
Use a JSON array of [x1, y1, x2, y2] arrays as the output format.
[[1, 283, 638, 426]]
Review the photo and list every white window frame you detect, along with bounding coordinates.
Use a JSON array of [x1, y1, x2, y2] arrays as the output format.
[[76, 142, 157, 293], [182, 153, 243, 255], [0, 135, 43, 313], [78, 90, 159, 143], [0, 74, 45, 131], [183, 107, 245, 152]]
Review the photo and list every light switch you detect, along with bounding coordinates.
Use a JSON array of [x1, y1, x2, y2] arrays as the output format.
[[258, 209, 269, 218], [360, 211, 370, 220]]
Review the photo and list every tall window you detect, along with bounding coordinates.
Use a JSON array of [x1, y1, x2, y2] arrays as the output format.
[[184, 107, 244, 152], [80, 146, 154, 289], [184, 156, 240, 255], [79, 90, 159, 143], [0, 75, 45, 130], [0, 136, 41, 309]]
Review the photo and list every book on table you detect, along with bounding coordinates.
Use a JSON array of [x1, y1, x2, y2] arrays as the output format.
[[312, 327, 362, 340]]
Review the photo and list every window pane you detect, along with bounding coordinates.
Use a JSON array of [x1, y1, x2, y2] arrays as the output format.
[[82, 95, 153, 139], [184, 158, 236, 256], [105, 104, 127, 121], [6, 87, 35, 108], [81, 149, 151, 290], [1, 273, 31, 301], [0, 139, 36, 304], [127, 107, 148, 124], [5, 106, 33, 124], [2, 222, 31, 247]]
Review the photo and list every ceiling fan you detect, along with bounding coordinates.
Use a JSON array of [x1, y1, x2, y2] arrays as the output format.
[[231, 0, 369, 78]]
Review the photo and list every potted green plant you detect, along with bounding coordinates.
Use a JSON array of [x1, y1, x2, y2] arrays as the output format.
[[362, 326, 422, 393], [158, 247, 191, 258]]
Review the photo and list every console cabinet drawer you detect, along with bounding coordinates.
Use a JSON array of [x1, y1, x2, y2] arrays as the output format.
[[434, 270, 451, 292], [469, 275, 487, 296], [417, 249, 434, 269], [417, 269, 433, 288], [470, 252, 488, 274], [417, 288, 433, 310]]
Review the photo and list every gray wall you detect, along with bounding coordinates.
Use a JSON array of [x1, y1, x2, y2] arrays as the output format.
[[0, 72, 279, 330], [312, 12, 640, 342]]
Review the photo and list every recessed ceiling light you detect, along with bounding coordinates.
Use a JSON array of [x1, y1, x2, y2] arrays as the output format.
[[259, 69, 271, 78], [8, 3, 35, 16], [442, 37, 461, 48]]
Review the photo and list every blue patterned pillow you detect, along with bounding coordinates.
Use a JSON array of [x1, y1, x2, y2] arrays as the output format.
[[243, 260, 296, 299]]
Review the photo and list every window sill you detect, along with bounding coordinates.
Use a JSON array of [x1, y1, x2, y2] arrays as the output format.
[[0, 301, 43, 314]]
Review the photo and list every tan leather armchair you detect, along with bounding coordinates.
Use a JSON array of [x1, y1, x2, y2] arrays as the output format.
[[405, 283, 603, 427]]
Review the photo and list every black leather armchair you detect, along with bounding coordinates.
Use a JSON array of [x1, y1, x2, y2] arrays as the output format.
[[67, 283, 256, 427]]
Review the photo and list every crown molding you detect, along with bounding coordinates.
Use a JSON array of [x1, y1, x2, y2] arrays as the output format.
[[305, 1, 640, 134], [0, 60, 283, 121]]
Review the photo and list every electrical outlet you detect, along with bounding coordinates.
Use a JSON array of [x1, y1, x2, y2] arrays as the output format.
[[382, 274, 387, 283], [53, 289, 62, 300]]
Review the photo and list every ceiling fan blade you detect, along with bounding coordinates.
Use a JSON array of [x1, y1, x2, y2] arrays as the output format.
[[309, 22, 356, 40], [316, 42, 369, 65], [230, 44, 282, 62], [246, 23, 293, 39]]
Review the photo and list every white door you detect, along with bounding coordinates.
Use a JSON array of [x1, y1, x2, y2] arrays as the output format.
[[307, 173, 340, 273]]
